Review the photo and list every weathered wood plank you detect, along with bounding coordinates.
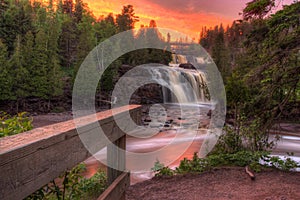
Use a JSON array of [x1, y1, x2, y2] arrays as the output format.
[[0, 105, 140, 154], [0, 105, 141, 200], [97, 172, 130, 200]]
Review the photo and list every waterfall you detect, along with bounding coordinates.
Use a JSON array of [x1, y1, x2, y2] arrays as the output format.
[[145, 66, 209, 104], [112, 63, 209, 106]]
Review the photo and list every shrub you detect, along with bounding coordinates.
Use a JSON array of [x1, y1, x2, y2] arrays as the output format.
[[25, 163, 107, 200], [0, 111, 33, 137], [151, 160, 174, 176], [152, 151, 299, 176]]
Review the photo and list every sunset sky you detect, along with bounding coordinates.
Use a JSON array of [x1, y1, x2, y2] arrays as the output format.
[[85, 0, 294, 40]]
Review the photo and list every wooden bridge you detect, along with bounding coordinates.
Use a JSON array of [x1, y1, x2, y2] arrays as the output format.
[[0, 105, 141, 200]]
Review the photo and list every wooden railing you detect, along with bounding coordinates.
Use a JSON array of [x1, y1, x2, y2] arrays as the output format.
[[0, 105, 141, 200]]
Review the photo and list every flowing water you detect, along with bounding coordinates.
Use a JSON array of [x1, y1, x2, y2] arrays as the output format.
[[84, 103, 213, 184], [84, 64, 214, 184], [83, 60, 300, 184]]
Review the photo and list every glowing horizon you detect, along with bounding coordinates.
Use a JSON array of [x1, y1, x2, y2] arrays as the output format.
[[84, 0, 294, 41], [35, 0, 295, 41], [85, 0, 236, 41]]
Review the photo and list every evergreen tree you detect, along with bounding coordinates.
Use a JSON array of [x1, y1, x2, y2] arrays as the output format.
[[10, 35, 30, 110], [0, 0, 33, 55], [74, 0, 84, 23], [243, 0, 275, 20], [22, 31, 34, 71], [31, 30, 49, 99], [63, 0, 74, 17], [0, 40, 13, 101], [132, 27, 149, 65], [75, 12, 97, 73], [211, 24, 230, 79], [116, 5, 139, 32], [59, 15, 78, 68], [0, 0, 9, 14], [94, 14, 117, 42], [46, 9, 63, 98], [104, 13, 115, 25]]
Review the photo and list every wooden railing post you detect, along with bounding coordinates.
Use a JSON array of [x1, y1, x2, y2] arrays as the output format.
[[104, 134, 128, 200], [107, 134, 126, 184]]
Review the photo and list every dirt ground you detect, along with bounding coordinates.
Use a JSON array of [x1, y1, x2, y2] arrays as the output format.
[[126, 167, 300, 200], [31, 112, 73, 128]]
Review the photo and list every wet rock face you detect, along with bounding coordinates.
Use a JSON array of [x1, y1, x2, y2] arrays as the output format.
[[118, 65, 164, 105], [179, 63, 196, 70], [130, 84, 164, 104]]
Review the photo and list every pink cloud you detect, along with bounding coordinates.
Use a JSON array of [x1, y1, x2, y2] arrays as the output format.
[[85, 0, 295, 40]]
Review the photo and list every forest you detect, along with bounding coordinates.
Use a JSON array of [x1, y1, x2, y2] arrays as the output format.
[[0, 0, 299, 144], [0, 0, 299, 199], [0, 0, 171, 113], [200, 0, 299, 151]]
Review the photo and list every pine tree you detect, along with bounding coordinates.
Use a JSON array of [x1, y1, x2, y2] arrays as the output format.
[[74, 0, 84, 23], [243, 0, 275, 20], [75, 12, 96, 74], [10, 35, 30, 111], [211, 24, 230, 79], [0, 40, 13, 101], [31, 30, 49, 99], [59, 15, 78, 68], [0, 0, 33, 55], [94, 14, 117, 42], [46, 9, 63, 98], [116, 5, 139, 32]]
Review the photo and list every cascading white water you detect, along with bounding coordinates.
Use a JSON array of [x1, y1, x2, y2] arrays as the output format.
[[145, 66, 208, 104], [112, 61, 209, 107]]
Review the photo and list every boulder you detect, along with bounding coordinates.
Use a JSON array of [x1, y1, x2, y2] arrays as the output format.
[[179, 63, 196, 70]]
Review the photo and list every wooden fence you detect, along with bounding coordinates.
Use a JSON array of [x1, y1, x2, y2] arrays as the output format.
[[0, 105, 141, 200]]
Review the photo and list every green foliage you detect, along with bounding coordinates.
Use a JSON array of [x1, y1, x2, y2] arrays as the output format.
[[241, 2, 300, 124], [0, 0, 33, 54], [0, 2, 173, 111], [123, 20, 172, 67], [200, 24, 231, 79], [59, 15, 78, 68], [0, 40, 13, 101], [0, 1, 65, 109], [200, 2, 300, 154], [211, 126, 244, 154], [10, 35, 31, 102], [175, 154, 210, 174], [0, 112, 33, 137], [243, 0, 275, 20], [226, 73, 250, 107], [262, 155, 300, 171], [25, 163, 107, 200], [116, 5, 139, 32], [0, 2, 174, 110], [99, 60, 121, 92], [151, 160, 165, 172], [152, 151, 299, 177], [78, 170, 107, 199], [151, 160, 174, 176]]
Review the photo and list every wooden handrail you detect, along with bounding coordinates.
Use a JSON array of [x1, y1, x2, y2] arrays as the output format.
[[0, 105, 141, 200]]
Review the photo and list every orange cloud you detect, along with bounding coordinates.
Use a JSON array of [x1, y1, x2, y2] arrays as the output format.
[[84, 0, 294, 40], [85, 0, 238, 41]]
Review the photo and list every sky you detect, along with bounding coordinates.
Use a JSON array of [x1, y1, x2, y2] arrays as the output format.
[[85, 0, 294, 41]]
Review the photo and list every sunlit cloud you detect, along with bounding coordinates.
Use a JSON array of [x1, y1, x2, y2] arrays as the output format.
[[85, 0, 295, 40]]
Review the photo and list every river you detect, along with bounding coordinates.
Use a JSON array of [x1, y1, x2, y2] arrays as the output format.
[[82, 105, 300, 185]]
